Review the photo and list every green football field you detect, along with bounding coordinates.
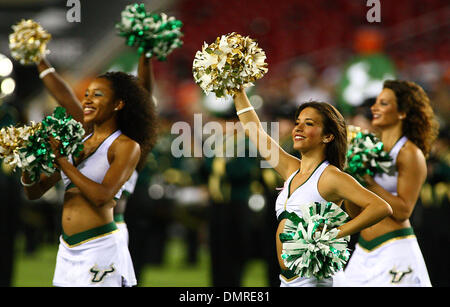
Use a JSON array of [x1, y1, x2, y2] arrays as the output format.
[[12, 235, 269, 287]]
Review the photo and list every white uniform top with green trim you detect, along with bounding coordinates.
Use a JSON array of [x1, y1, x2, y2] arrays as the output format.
[[275, 160, 329, 220], [61, 130, 125, 200], [373, 136, 408, 196], [275, 160, 347, 287]]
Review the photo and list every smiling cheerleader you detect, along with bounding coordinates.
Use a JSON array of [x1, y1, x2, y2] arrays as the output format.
[[20, 58, 157, 287], [344, 80, 439, 287], [232, 87, 393, 287]]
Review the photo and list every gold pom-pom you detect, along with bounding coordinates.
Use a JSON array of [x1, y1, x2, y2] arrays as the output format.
[[9, 19, 51, 65], [0, 122, 41, 170], [193, 32, 268, 98]]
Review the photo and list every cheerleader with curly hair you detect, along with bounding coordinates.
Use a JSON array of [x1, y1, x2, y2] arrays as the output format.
[[35, 55, 156, 246], [21, 55, 157, 287], [344, 80, 439, 287]]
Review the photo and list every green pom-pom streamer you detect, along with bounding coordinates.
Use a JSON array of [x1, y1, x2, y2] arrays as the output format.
[[116, 3, 183, 61], [345, 131, 394, 186], [19, 107, 84, 182], [279, 202, 351, 280]]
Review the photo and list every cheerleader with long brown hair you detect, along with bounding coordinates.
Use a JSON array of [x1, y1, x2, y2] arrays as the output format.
[[232, 87, 392, 287], [344, 80, 439, 287]]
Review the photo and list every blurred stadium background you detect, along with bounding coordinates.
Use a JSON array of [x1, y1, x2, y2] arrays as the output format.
[[0, 0, 448, 287]]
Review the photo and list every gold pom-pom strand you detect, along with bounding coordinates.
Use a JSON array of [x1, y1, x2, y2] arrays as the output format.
[[0, 122, 41, 170], [346, 125, 362, 144], [9, 19, 51, 65], [192, 32, 268, 98]]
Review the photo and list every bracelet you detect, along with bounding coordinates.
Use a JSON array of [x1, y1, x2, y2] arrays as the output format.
[[236, 106, 254, 116], [21, 176, 37, 187], [39, 67, 56, 79]]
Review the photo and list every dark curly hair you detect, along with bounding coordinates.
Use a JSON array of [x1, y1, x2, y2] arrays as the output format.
[[295, 102, 348, 170], [383, 80, 439, 157], [97, 71, 158, 170]]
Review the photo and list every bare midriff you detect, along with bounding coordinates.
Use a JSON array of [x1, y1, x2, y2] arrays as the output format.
[[360, 216, 411, 241], [62, 187, 115, 236]]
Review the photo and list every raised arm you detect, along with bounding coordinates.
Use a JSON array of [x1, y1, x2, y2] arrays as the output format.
[[233, 87, 300, 180], [319, 167, 393, 238], [36, 58, 84, 124], [137, 54, 155, 95]]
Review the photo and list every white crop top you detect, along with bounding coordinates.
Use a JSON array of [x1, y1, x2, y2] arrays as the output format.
[[275, 160, 329, 220], [123, 170, 138, 196], [61, 130, 126, 200], [373, 136, 408, 196]]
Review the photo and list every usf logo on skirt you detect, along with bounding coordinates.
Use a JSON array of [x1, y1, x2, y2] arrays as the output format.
[[90, 264, 116, 283], [389, 267, 413, 284]]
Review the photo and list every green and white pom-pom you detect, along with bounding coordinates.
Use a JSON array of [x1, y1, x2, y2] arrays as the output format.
[[192, 32, 268, 98], [18, 107, 84, 182], [279, 202, 351, 280], [116, 3, 183, 61], [345, 129, 394, 185]]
